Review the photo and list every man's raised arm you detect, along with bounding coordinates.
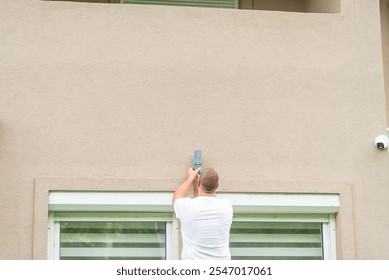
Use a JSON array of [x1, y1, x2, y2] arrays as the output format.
[[172, 167, 201, 206]]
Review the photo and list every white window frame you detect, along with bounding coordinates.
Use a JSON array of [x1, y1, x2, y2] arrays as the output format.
[[48, 191, 339, 260], [231, 213, 336, 260]]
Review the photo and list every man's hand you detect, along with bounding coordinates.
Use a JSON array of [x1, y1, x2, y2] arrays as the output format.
[[172, 167, 201, 206], [187, 167, 201, 182]]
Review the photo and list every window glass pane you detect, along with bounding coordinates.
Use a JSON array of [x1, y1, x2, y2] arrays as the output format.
[[60, 221, 166, 260], [230, 222, 323, 260]]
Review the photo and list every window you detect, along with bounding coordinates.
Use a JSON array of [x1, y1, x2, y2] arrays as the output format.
[[47, 192, 338, 260], [49, 212, 178, 259], [60, 221, 166, 260]]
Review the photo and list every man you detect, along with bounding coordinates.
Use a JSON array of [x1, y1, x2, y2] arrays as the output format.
[[172, 167, 233, 260]]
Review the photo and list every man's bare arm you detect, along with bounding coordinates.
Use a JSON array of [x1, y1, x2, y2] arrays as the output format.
[[172, 167, 201, 206]]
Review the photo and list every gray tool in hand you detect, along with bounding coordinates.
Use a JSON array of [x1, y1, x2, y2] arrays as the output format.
[[193, 150, 202, 170]]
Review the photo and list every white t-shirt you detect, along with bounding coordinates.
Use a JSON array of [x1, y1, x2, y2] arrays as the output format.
[[174, 196, 233, 260]]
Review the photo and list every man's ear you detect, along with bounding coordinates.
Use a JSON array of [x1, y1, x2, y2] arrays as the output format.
[[197, 180, 201, 188]]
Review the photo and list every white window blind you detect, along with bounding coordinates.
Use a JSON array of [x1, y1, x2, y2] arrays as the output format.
[[120, 0, 238, 9], [230, 221, 323, 260], [59, 221, 166, 260]]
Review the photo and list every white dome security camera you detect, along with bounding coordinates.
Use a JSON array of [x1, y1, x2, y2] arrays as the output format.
[[374, 135, 389, 150]]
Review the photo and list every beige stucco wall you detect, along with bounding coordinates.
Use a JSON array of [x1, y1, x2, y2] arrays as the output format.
[[0, 0, 389, 259]]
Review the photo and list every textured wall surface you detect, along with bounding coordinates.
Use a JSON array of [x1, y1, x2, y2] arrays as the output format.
[[0, 0, 388, 259]]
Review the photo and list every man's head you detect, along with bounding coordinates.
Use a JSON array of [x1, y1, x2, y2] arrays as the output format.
[[199, 168, 219, 194]]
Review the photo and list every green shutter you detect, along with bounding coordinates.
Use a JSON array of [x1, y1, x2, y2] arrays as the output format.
[[230, 222, 323, 260], [121, 0, 237, 9], [59, 221, 166, 260]]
